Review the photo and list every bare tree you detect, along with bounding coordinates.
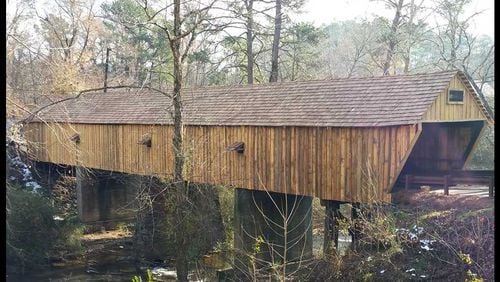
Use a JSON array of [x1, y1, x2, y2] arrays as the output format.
[[135, 1, 218, 280], [400, 0, 429, 73], [432, 0, 480, 70], [467, 38, 494, 90], [37, 0, 97, 64], [378, 0, 406, 75], [244, 0, 256, 84], [7, 0, 47, 105], [268, 0, 282, 82], [223, 0, 272, 84], [319, 20, 383, 78], [6, 0, 106, 100]]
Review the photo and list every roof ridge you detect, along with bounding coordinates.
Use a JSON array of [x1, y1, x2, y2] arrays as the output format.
[[183, 70, 458, 91], [86, 70, 459, 95]]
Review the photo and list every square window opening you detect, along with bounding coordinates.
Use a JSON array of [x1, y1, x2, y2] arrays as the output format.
[[448, 89, 464, 104]]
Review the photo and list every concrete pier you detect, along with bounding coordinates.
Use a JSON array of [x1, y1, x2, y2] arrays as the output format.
[[76, 167, 139, 223], [234, 188, 313, 278]]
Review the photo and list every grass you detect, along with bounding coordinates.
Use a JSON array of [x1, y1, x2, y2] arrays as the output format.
[[305, 189, 494, 281], [457, 207, 494, 221], [418, 209, 454, 221]]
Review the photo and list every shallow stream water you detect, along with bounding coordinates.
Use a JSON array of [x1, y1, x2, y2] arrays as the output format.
[[7, 225, 352, 281]]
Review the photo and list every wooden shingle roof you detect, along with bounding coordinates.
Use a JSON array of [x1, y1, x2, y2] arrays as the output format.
[[31, 70, 489, 127]]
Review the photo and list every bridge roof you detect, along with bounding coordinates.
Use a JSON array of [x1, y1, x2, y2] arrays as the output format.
[[30, 70, 489, 127]]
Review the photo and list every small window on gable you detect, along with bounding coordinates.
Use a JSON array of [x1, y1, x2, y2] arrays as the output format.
[[448, 89, 464, 104]]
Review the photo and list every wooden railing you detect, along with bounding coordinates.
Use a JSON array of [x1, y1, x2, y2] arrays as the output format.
[[403, 170, 495, 198]]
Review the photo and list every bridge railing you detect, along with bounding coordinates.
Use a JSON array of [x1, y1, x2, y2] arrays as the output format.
[[402, 170, 495, 198]]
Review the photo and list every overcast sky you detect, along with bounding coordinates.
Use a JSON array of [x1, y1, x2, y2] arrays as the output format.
[[7, 0, 494, 38], [295, 0, 494, 38]]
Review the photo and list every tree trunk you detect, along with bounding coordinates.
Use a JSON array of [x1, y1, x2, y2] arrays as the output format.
[[449, 35, 457, 69], [245, 0, 254, 84], [171, 0, 188, 281], [382, 0, 404, 75], [403, 50, 410, 73], [149, 62, 154, 87], [269, 0, 282, 82], [403, 0, 415, 74]]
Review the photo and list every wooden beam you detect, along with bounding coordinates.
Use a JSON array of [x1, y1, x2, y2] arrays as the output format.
[[489, 177, 494, 198], [421, 119, 486, 124], [405, 174, 412, 190], [462, 120, 487, 169], [444, 175, 450, 195], [388, 123, 423, 192], [323, 200, 342, 256], [350, 203, 361, 251]]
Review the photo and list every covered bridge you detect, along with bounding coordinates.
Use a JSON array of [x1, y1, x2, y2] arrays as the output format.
[[24, 70, 493, 204]]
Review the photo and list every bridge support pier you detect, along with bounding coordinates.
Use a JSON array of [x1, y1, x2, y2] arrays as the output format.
[[76, 167, 139, 224], [322, 201, 373, 254], [234, 188, 312, 279], [322, 200, 342, 256], [350, 203, 362, 250]]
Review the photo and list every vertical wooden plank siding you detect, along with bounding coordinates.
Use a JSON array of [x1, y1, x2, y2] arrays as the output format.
[[24, 123, 423, 203], [423, 74, 488, 122], [331, 129, 339, 200]]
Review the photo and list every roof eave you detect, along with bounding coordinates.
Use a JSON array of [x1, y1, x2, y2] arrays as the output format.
[[456, 71, 495, 125]]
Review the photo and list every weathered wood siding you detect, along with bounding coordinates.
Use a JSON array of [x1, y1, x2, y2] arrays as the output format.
[[24, 123, 421, 203], [422, 74, 487, 122]]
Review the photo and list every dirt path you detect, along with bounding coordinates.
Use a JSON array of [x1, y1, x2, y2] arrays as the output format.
[[430, 184, 492, 198]]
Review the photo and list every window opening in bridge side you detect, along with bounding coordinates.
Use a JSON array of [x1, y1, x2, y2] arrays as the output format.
[[69, 133, 80, 144], [226, 142, 245, 154], [139, 133, 152, 147]]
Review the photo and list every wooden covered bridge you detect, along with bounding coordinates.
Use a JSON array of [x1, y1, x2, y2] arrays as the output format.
[[25, 70, 493, 200], [23, 70, 493, 260]]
